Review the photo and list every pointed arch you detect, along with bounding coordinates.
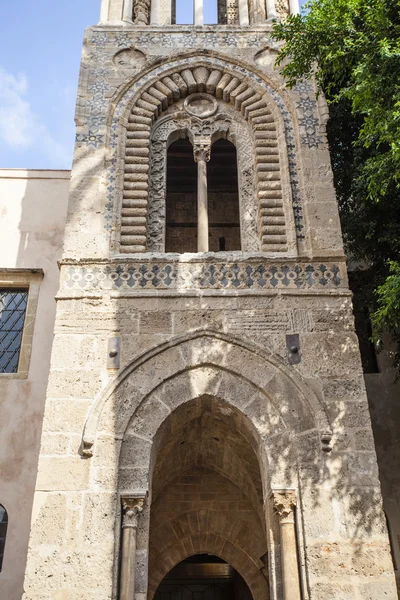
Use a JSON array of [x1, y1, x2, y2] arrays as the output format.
[[82, 329, 331, 460], [106, 52, 303, 256]]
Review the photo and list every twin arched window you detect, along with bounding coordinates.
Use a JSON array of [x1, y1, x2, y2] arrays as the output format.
[[0, 505, 8, 572], [165, 137, 241, 253]]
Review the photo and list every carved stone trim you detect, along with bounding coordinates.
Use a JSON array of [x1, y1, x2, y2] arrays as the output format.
[[61, 259, 345, 292], [122, 497, 146, 529], [272, 490, 297, 524], [193, 139, 212, 163], [133, 0, 151, 24]]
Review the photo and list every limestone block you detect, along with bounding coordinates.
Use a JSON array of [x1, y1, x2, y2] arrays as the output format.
[[92, 435, 120, 468], [78, 493, 117, 545], [307, 539, 394, 578], [28, 492, 67, 546], [173, 310, 225, 334], [50, 335, 108, 370], [156, 367, 222, 411], [36, 457, 90, 491], [120, 333, 170, 366], [119, 467, 149, 493], [40, 433, 70, 455], [120, 435, 152, 468], [343, 488, 388, 538], [126, 396, 170, 440], [140, 311, 172, 334], [42, 399, 92, 433], [358, 581, 398, 599], [300, 332, 362, 378], [311, 583, 356, 599], [46, 369, 103, 399], [91, 466, 119, 491], [322, 376, 366, 402]]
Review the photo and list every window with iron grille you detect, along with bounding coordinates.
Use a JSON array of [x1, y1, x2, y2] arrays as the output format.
[[0, 505, 7, 572], [0, 289, 29, 374]]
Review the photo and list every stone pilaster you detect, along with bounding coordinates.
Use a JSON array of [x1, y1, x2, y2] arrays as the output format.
[[120, 497, 146, 600], [272, 490, 302, 600]]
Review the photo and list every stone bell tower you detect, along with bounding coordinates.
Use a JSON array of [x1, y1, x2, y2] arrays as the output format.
[[23, 1, 398, 599]]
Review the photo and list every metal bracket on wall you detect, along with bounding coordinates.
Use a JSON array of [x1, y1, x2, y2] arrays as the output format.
[[286, 333, 301, 365], [107, 337, 121, 369]]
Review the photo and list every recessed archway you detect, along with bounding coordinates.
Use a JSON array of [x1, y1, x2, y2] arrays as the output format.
[[145, 397, 270, 600]]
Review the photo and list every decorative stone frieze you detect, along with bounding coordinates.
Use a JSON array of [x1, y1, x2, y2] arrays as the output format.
[[60, 259, 346, 293]]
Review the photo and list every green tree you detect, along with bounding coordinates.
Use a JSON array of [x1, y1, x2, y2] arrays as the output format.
[[272, 0, 400, 369]]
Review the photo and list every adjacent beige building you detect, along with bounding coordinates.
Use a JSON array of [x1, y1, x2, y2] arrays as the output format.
[[0, 169, 70, 600], [0, 1, 400, 599]]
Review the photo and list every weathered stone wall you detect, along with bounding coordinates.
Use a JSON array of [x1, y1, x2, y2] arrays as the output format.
[[21, 15, 398, 600], [365, 344, 400, 593]]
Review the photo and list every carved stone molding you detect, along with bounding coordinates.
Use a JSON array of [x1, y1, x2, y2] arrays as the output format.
[[122, 497, 146, 529], [133, 0, 151, 24], [193, 139, 212, 163], [272, 490, 297, 524]]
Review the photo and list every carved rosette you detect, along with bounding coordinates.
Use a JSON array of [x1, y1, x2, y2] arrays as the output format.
[[122, 497, 145, 530], [272, 491, 297, 524]]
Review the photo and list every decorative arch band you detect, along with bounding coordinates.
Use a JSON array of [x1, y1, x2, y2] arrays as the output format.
[[106, 55, 305, 252]]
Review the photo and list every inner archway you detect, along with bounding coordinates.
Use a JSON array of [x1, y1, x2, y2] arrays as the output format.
[[154, 555, 253, 600], [166, 138, 198, 253], [147, 396, 269, 600], [208, 139, 241, 252]]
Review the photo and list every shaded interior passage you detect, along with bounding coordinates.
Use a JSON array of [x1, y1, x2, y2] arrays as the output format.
[[155, 555, 253, 600], [148, 397, 269, 600]]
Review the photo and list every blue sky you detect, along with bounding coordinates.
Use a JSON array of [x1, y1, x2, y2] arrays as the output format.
[[0, 0, 281, 170]]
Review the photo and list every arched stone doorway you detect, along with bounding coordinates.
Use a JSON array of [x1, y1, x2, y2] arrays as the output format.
[[82, 331, 330, 600], [154, 555, 253, 600], [148, 396, 269, 600]]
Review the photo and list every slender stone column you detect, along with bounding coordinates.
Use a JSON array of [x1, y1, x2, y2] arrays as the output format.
[[194, 142, 211, 253], [119, 497, 145, 600], [272, 491, 302, 600], [99, 0, 111, 22], [122, 0, 133, 23], [194, 0, 204, 25], [266, 0, 277, 20], [289, 0, 300, 14], [150, 0, 159, 23], [239, 0, 250, 24]]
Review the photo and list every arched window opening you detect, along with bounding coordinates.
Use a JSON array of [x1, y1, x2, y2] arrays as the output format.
[[0, 505, 8, 572], [208, 139, 241, 252], [165, 138, 198, 253], [154, 555, 253, 600]]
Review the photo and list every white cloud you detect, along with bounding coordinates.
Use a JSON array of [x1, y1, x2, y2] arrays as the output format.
[[0, 67, 72, 167]]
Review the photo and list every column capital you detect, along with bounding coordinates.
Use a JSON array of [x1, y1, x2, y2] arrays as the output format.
[[271, 490, 297, 524], [193, 139, 211, 163], [122, 497, 146, 529]]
